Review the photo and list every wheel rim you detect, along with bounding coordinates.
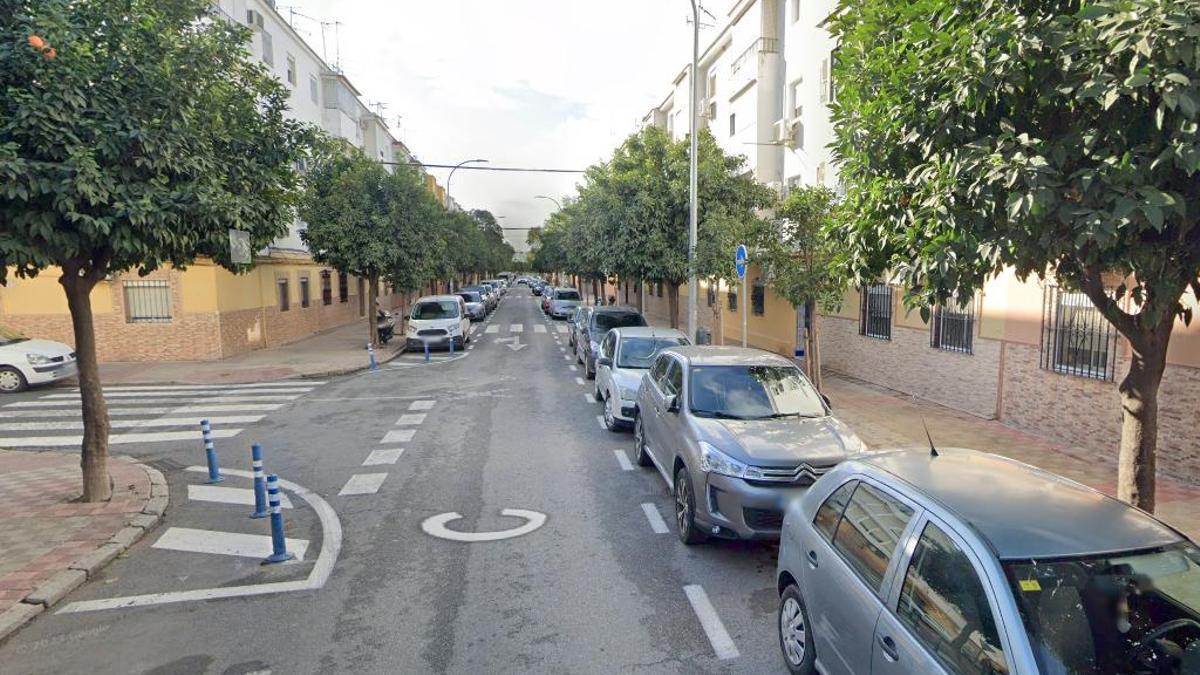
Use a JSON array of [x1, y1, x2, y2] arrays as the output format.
[[634, 419, 643, 450], [605, 397, 615, 426], [780, 597, 806, 665], [675, 476, 690, 533], [0, 370, 20, 392]]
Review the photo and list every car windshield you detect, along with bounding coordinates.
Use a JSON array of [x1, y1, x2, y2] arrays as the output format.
[[411, 301, 459, 320], [617, 337, 687, 369], [1004, 543, 1200, 675], [594, 312, 646, 332], [689, 365, 826, 420], [555, 290, 581, 301], [458, 293, 481, 303]]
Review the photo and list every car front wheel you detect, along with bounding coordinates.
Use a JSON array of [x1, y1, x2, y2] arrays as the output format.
[[674, 465, 707, 545], [633, 417, 653, 467], [778, 585, 816, 674], [603, 395, 624, 431], [0, 366, 28, 393]]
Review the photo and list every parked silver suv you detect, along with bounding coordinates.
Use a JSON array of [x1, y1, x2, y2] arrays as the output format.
[[775, 448, 1200, 675], [632, 346, 865, 544]]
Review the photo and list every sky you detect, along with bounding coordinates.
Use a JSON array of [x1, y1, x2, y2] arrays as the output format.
[[285, 0, 732, 253]]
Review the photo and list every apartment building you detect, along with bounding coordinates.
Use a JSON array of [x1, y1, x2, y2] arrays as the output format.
[[0, 0, 436, 361], [639, 0, 1200, 480]]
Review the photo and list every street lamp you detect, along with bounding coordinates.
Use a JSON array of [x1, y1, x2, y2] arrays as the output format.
[[687, 0, 700, 344], [534, 195, 562, 209], [446, 158, 488, 212]]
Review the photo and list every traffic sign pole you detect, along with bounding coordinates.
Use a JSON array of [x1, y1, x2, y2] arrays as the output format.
[[735, 244, 748, 348]]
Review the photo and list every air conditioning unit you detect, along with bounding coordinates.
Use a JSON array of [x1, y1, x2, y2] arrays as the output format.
[[774, 117, 803, 147], [246, 9, 265, 29]]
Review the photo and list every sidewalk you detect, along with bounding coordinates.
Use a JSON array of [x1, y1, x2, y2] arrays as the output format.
[[98, 321, 403, 385], [0, 450, 167, 642], [826, 373, 1200, 541]]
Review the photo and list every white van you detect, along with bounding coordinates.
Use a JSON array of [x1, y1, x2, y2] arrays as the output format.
[[405, 295, 472, 351]]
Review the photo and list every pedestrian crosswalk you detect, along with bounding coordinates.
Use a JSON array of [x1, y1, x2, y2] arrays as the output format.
[[0, 380, 320, 449]]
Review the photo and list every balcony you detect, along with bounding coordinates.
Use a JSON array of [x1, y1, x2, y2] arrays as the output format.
[[728, 37, 778, 95]]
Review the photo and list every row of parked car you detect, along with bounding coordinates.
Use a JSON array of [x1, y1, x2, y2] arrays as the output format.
[[401, 278, 511, 351], [534, 285, 1200, 675]]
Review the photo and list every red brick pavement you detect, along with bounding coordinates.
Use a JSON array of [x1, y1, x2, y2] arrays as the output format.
[[0, 450, 152, 614]]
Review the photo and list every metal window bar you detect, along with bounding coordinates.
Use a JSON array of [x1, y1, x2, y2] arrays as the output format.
[[338, 272, 349, 303], [931, 302, 973, 354], [859, 284, 892, 340], [1040, 287, 1117, 381], [123, 280, 171, 323], [752, 280, 766, 316], [278, 278, 290, 312], [299, 277, 310, 308], [727, 289, 738, 312], [321, 271, 332, 306]]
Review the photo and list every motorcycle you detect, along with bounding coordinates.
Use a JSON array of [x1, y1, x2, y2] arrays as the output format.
[[377, 309, 396, 345]]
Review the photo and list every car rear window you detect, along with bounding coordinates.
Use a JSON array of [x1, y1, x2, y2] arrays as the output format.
[[616, 337, 686, 369], [593, 312, 646, 331], [555, 290, 581, 301]]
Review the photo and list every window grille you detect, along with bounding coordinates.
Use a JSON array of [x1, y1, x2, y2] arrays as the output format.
[[1041, 287, 1117, 380], [299, 276, 310, 308], [277, 277, 290, 312], [727, 289, 738, 312], [859, 284, 892, 340], [931, 301, 974, 353], [123, 280, 171, 323], [338, 272, 349, 303], [321, 271, 332, 305], [752, 279, 766, 316]]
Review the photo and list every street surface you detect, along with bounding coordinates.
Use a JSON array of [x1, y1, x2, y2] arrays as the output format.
[[0, 288, 782, 674]]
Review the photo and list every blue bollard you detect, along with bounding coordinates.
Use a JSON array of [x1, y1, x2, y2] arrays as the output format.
[[449, 334, 455, 355], [201, 419, 222, 484], [368, 341, 378, 371], [250, 443, 268, 519], [262, 474, 294, 564], [424, 340, 430, 363]]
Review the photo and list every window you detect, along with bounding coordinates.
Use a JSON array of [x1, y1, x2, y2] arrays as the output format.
[[338, 272, 349, 303], [618, 337, 687, 369], [309, 75, 319, 104], [277, 276, 290, 312], [689, 365, 826, 419], [752, 278, 765, 316], [1041, 287, 1117, 380], [600, 332, 617, 359], [664, 360, 683, 396], [260, 31, 274, 67], [650, 354, 671, 388], [931, 300, 974, 353], [727, 289, 737, 312], [831, 483, 914, 591], [706, 72, 716, 99], [321, 271, 332, 306], [286, 54, 296, 85], [899, 523, 1008, 675], [813, 480, 857, 541], [707, 283, 716, 307], [123, 280, 171, 323], [299, 275, 310, 308], [828, 49, 838, 102], [859, 284, 893, 340], [729, 113, 736, 137], [410, 301, 459, 320], [789, 79, 803, 118], [819, 58, 829, 104]]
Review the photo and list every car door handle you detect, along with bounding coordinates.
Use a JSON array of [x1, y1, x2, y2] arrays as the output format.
[[806, 550, 818, 569], [878, 635, 899, 662]]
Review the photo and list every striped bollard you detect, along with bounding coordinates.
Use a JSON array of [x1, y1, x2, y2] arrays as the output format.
[[250, 443, 268, 519], [201, 419, 222, 484], [262, 474, 294, 564], [368, 342, 378, 371]]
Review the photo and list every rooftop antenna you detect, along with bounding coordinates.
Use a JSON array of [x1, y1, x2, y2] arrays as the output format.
[[921, 417, 939, 457]]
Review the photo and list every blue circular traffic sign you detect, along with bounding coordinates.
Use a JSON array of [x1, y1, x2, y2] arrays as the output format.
[[735, 244, 748, 280]]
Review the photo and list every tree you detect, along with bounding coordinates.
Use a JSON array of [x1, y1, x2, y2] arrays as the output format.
[[762, 186, 846, 389], [300, 145, 441, 344], [0, 0, 311, 501], [827, 0, 1200, 510]]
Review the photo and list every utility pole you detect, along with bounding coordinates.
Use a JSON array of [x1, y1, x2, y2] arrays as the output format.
[[687, 0, 700, 344]]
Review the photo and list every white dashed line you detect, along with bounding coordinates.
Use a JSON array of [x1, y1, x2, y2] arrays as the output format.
[[382, 429, 415, 444], [338, 473, 388, 496], [563, 355, 572, 361], [596, 415, 606, 430], [395, 413, 427, 426], [568, 365, 578, 372], [683, 585, 740, 660], [575, 377, 585, 385], [363, 448, 404, 466], [485, 325, 499, 334], [613, 450, 634, 471], [534, 324, 547, 333], [510, 324, 524, 333], [582, 393, 593, 404], [641, 503, 669, 534], [409, 400, 435, 411]]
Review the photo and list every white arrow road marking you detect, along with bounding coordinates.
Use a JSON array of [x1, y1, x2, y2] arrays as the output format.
[[534, 324, 547, 333], [363, 448, 404, 466], [153, 527, 309, 561], [684, 585, 740, 660], [420, 509, 546, 542], [382, 429, 415, 444], [338, 473, 388, 496], [494, 335, 527, 352], [395, 413, 426, 426], [641, 503, 669, 534], [188, 485, 292, 509], [409, 400, 435, 411], [613, 450, 635, 471]]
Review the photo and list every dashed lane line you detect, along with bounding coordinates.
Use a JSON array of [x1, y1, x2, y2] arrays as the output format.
[[534, 324, 547, 333], [683, 585, 740, 660], [395, 413, 427, 426], [613, 450, 635, 471], [382, 429, 416, 444], [338, 473, 388, 496], [641, 503, 669, 534], [363, 448, 404, 466], [409, 400, 436, 411], [485, 325, 500, 334], [582, 393, 593, 404], [596, 415, 606, 430]]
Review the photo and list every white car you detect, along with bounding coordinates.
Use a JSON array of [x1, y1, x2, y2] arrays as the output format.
[[593, 326, 689, 431], [0, 331, 78, 393], [404, 295, 472, 351]]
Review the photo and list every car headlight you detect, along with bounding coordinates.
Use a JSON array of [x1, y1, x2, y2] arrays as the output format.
[[698, 442, 750, 478], [26, 353, 54, 366], [619, 385, 639, 401]]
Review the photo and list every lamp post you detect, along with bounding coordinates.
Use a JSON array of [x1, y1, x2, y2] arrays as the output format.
[[534, 195, 562, 209], [446, 159, 488, 212], [687, 0, 700, 343]]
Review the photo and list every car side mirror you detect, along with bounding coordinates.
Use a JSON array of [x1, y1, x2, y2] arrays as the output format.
[[597, 356, 612, 368], [665, 395, 680, 413], [821, 394, 832, 410]]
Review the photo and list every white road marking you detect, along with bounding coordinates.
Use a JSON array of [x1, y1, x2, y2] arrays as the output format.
[[188, 485, 292, 509], [683, 585, 740, 660], [363, 448, 404, 466], [382, 429, 415, 444], [582, 393, 593, 404], [409, 400, 435, 411], [575, 377, 585, 385], [485, 325, 499, 334], [6, 395, 298, 408], [420, 509, 546, 542], [510, 323, 524, 333], [95, 382, 320, 392], [613, 450, 635, 471], [59, 468, 342, 614], [563, 355, 572, 361], [395, 413, 427, 426], [0, 428, 241, 448], [641, 503, 669, 534], [43, 389, 308, 399], [596, 415, 606, 430], [0, 403, 283, 418], [559, 347, 566, 352], [153, 527, 309, 561], [0, 415, 263, 432], [568, 365, 578, 372], [534, 324, 547, 333], [338, 473, 388, 496], [556, 325, 569, 334]]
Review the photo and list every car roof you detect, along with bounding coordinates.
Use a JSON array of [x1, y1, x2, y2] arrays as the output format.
[[613, 326, 687, 339], [591, 305, 641, 315], [415, 295, 462, 303], [852, 448, 1184, 559], [664, 345, 794, 367]]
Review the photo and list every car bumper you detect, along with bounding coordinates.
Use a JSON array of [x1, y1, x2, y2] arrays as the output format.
[[615, 399, 638, 422], [695, 474, 810, 540], [405, 336, 464, 351], [28, 360, 79, 385]]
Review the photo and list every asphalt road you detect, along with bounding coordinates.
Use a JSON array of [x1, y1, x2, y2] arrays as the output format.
[[0, 288, 783, 674]]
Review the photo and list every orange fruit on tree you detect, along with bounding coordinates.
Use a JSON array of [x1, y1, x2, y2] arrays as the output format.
[[28, 34, 46, 50], [44, 47, 57, 60]]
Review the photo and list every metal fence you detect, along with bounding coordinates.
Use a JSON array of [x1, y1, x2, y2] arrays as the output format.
[[931, 303, 974, 354], [123, 280, 171, 323], [1041, 287, 1118, 381], [859, 284, 892, 340]]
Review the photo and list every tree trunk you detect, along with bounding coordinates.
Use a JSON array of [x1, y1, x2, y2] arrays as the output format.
[[623, 278, 630, 305], [591, 278, 600, 305], [809, 309, 823, 391], [60, 265, 111, 502], [636, 279, 644, 312], [667, 282, 680, 328], [368, 271, 380, 346], [1117, 324, 1171, 512]]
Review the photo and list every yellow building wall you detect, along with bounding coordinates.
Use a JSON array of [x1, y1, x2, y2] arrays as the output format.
[[0, 268, 113, 316]]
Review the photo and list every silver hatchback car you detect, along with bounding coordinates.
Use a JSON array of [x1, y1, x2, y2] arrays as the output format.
[[632, 346, 865, 543], [776, 448, 1200, 675]]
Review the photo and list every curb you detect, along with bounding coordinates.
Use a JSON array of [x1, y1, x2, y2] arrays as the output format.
[[0, 461, 169, 645]]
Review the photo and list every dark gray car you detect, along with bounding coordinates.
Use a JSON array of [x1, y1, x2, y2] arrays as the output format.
[[632, 346, 865, 543], [775, 448, 1200, 674], [580, 306, 647, 379]]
